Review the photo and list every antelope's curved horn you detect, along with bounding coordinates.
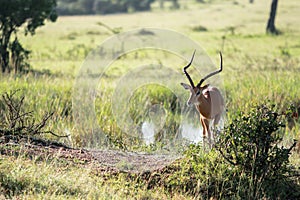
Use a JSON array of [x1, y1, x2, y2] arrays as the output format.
[[197, 52, 223, 87], [183, 50, 196, 88]]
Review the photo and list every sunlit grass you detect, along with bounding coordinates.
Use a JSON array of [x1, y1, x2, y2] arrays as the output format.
[[1, 0, 300, 198], [0, 0, 299, 148], [0, 153, 190, 199]]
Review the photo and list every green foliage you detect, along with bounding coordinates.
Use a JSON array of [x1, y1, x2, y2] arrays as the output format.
[[170, 147, 233, 199], [57, 0, 155, 15], [217, 104, 298, 199], [0, 0, 57, 73]]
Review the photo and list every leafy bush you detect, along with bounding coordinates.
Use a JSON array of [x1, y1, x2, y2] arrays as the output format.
[[217, 104, 299, 199]]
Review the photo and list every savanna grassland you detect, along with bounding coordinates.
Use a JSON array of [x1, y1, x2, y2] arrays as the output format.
[[1, 0, 300, 199]]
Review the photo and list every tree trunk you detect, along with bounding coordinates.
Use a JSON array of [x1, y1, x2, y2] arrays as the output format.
[[0, 38, 10, 73], [266, 0, 279, 34], [0, 26, 13, 73]]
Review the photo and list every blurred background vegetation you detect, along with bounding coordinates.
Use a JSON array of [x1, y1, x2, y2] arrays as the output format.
[[56, 0, 180, 15]]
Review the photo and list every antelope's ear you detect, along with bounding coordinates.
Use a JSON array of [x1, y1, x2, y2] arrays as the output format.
[[180, 83, 191, 90]]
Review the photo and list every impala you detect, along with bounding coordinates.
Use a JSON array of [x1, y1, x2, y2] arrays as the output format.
[[181, 51, 224, 147]]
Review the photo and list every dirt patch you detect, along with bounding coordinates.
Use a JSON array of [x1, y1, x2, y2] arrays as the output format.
[[0, 136, 179, 173], [91, 149, 178, 173]]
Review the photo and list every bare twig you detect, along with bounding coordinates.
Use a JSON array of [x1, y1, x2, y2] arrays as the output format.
[[0, 90, 68, 139]]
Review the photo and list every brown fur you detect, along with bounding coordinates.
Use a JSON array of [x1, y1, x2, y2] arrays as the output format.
[[181, 83, 224, 147]]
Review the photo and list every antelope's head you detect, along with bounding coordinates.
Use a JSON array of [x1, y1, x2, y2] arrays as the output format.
[[180, 50, 223, 107]]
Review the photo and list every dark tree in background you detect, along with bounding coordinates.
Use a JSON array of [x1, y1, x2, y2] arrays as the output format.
[[0, 0, 57, 74], [266, 0, 279, 34]]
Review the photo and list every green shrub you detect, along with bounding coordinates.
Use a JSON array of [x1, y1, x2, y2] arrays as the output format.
[[217, 104, 299, 199]]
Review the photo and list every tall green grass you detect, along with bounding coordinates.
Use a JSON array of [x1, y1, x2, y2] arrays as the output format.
[[1, 0, 299, 148], [1, 0, 300, 198]]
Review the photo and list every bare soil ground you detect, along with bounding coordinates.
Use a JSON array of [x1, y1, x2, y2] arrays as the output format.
[[0, 136, 179, 174]]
